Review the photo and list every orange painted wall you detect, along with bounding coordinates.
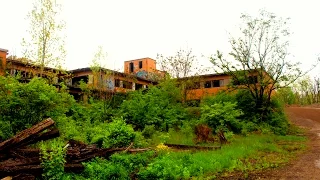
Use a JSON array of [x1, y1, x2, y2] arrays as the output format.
[[124, 58, 157, 74], [0, 49, 8, 75], [184, 75, 231, 100]]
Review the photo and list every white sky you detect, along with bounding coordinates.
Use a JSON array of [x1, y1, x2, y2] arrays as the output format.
[[0, 0, 319, 76]]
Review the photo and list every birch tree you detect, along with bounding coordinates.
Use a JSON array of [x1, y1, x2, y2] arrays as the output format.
[[22, 0, 66, 76]]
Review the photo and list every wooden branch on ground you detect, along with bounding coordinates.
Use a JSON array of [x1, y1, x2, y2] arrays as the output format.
[[164, 143, 221, 150]]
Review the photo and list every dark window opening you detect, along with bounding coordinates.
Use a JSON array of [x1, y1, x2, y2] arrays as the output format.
[[139, 61, 143, 69], [115, 79, 120, 87], [213, 80, 220, 87], [135, 83, 143, 90], [123, 81, 133, 89], [204, 81, 212, 88], [72, 75, 89, 87], [129, 62, 134, 73]]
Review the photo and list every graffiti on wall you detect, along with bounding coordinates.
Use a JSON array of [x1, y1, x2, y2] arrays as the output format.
[[135, 70, 163, 82]]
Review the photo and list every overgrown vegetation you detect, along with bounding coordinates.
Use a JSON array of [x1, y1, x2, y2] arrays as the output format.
[[0, 75, 304, 179], [1, 5, 315, 179]]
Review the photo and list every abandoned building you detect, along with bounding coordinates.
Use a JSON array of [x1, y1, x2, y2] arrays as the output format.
[[0, 48, 260, 101]]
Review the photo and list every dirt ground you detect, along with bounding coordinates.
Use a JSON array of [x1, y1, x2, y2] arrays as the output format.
[[250, 106, 320, 179]]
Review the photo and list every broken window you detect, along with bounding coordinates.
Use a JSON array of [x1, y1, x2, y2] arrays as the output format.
[[129, 62, 134, 73], [139, 61, 143, 69], [115, 79, 120, 87], [204, 81, 212, 88]]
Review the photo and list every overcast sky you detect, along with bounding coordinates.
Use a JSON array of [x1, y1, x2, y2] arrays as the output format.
[[0, 0, 319, 76]]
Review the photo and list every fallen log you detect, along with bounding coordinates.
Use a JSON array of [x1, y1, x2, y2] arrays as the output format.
[[18, 128, 60, 148], [0, 157, 40, 168], [164, 143, 221, 150], [67, 147, 151, 163], [0, 119, 55, 152]]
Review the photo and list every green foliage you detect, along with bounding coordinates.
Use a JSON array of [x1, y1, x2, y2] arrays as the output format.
[[82, 151, 155, 180], [142, 125, 156, 139], [103, 117, 136, 148], [0, 77, 74, 135], [139, 134, 306, 179], [82, 158, 129, 180], [138, 154, 203, 180], [40, 140, 66, 180], [200, 102, 243, 133], [120, 79, 186, 131], [275, 87, 296, 105]]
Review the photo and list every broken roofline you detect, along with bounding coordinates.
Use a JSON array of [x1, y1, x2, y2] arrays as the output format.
[[69, 67, 158, 83], [177, 68, 271, 81], [6, 58, 68, 74]]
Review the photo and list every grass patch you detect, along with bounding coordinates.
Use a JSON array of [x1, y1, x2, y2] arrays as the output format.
[[138, 133, 307, 179]]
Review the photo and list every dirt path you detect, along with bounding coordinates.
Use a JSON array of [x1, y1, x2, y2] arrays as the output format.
[[252, 107, 320, 179]]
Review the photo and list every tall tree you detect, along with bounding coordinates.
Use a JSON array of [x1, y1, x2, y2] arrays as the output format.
[[210, 10, 319, 120], [22, 0, 66, 76], [157, 48, 197, 78], [157, 48, 206, 102]]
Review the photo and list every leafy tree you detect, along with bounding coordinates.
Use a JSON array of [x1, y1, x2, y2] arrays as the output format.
[[157, 49, 207, 102], [201, 102, 243, 133], [0, 77, 74, 136], [210, 10, 319, 120], [275, 87, 296, 105], [120, 78, 186, 131], [22, 0, 66, 76], [293, 76, 320, 105]]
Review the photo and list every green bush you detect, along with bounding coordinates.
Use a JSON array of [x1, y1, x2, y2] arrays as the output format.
[[102, 117, 136, 148], [138, 154, 203, 180], [120, 79, 187, 131], [40, 140, 66, 180], [200, 102, 243, 133], [0, 77, 74, 134], [83, 158, 129, 180], [142, 125, 156, 138]]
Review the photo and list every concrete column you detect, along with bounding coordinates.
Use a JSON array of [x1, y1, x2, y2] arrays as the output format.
[[132, 82, 135, 90]]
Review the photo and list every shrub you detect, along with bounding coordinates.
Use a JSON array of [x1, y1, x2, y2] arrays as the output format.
[[138, 154, 203, 180], [200, 102, 243, 133], [142, 125, 156, 139], [83, 158, 129, 180], [120, 79, 186, 131], [102, 117, 136, 148], [0, 77, 74, 134], [40, 140, 66, 180]]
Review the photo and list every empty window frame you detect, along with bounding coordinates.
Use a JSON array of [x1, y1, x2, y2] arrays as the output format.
[[123, 81, 133, 89], [204, 81, 212, 88], [213, 80, 220, 87], [129, 62, 134, 73], [135, 83, 143, 90], [114, 79, 120, 87], [139, 61, 143, 69]]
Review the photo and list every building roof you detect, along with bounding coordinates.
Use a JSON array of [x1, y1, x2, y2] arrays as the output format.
[[124, 57, 155, 62], [0, 48, 8, 53]]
